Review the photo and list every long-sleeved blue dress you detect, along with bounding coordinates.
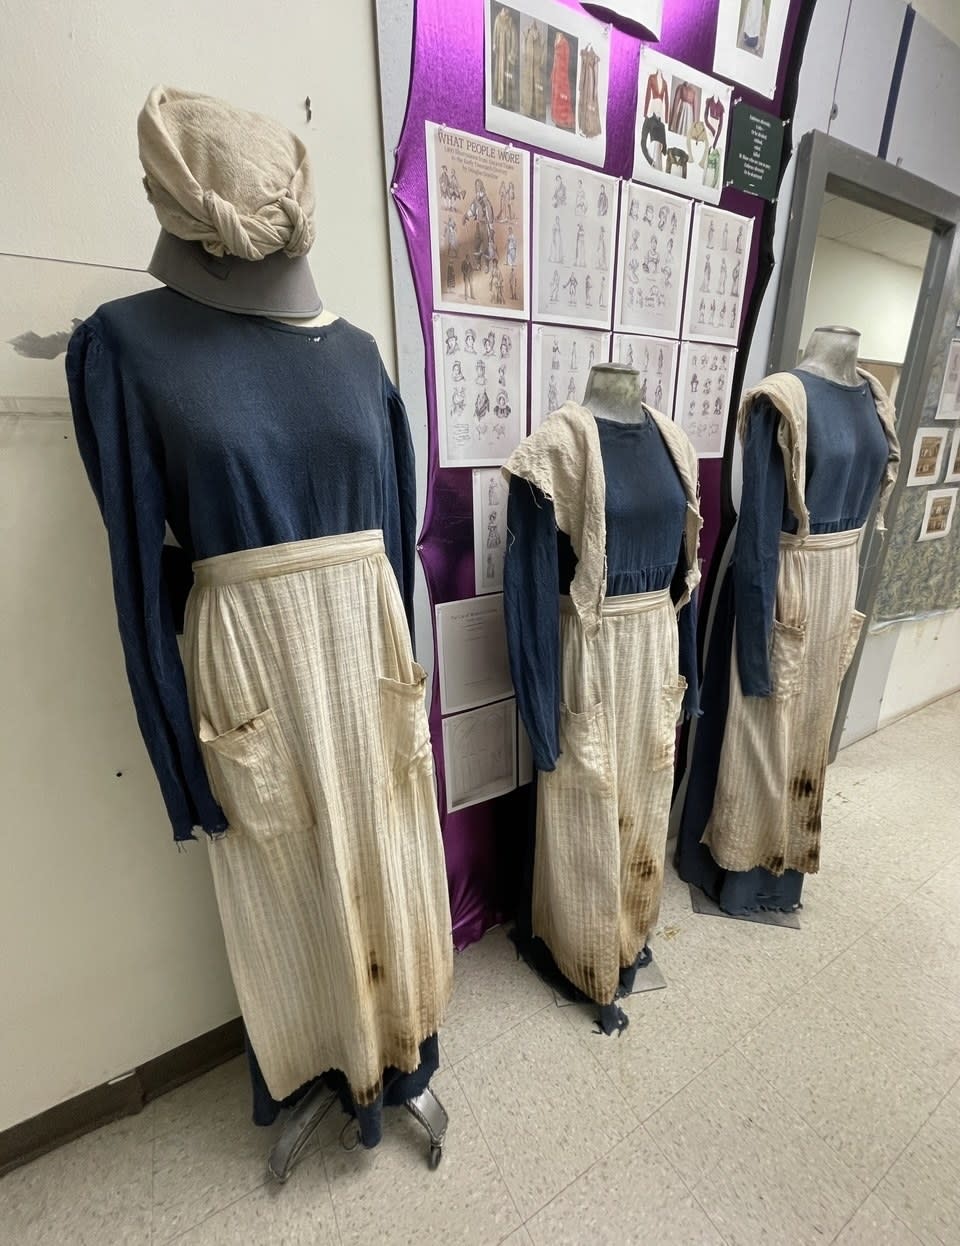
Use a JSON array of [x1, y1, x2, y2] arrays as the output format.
[[676, 370, 891, 913]]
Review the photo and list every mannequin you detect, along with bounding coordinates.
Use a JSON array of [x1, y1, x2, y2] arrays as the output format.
[[676, 326, 900, 918], [66, 87, 453, 1171], [503, 366, 701, 1033]]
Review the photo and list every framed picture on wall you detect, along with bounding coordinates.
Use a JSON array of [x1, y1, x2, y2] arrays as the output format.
[[532, 155, 618, 328], [712, 0, 791, 99], [614, 183, 692, 338], [425, 122, 530, 320], [944, 427, 960, 485], [683, 205, 754, 344], [934, 338, 960, 419], [917, 487, 958, 542], [612, 333, 679, 417], [484, 0, 611, 167], [906, 428, 948, 487], [633, 50, 732, 205]]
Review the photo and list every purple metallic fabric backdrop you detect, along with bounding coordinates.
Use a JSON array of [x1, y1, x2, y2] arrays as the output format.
[[392, 0, 807, 948]]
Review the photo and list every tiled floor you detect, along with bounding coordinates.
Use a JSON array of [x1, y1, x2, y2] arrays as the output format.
[[3, 693, 959, 1245]]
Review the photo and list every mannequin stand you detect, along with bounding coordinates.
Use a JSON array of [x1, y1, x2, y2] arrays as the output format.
[[267, 1084, 449, 1181], [687, 884, 802, 929]]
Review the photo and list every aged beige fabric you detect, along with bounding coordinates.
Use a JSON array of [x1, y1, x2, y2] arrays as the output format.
[[182, 531, 452, 1103], [138, 85, 315, 261], [705, 368, 900, 876], [535, 590, 686, 1005], [504, 403, 701, 1005]]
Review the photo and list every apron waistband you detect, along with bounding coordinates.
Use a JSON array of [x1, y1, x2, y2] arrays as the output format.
[[560, 587, 671, 618], [779, 527, 862, 551], [192, 530, 385, 587]]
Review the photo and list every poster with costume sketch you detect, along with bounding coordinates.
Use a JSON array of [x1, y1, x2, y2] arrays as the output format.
[[426, 122, 530, 320], [473, 468, 508, 594], [676, 342, 736, 459], [484, 0, 611, 168], [934, 339, 960, 420], [633, 50, 732, 205], [683, 205, 754, 345], [443, 698, 518, 812], [531, 324, 610, 429], [713, 0, 791, 100], [614, 183, 692, 338], [434, 313, 527, 468], [533, 155, 618, 329], [612, 334, 679, 418]]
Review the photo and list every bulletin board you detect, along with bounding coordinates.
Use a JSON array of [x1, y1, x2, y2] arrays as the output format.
[[382, 0, 815, 948]]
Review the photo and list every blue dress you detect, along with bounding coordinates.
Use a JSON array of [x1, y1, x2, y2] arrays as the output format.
[[676, 371, 891, 913]]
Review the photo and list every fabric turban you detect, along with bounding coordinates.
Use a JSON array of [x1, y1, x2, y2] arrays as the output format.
[[137, 85, 315, 261]]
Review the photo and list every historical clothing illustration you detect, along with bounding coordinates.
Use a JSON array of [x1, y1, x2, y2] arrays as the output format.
[[520, 21, 548, 121], [578, 45, 602, 139], [643, 69, 669, 120], [492, 5, 519, 110], [550, 32, 575, 130], [669, 81, 698, 135]]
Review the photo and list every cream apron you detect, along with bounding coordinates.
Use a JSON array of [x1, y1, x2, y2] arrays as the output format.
[[182, 530, 453, 1104]]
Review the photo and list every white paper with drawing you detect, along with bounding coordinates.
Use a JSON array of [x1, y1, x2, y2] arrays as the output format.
[[443, 698, 518, 812], [435, 594, 513, 714], [683, 205, 753, 345], [531, 324, 610, 428], [612, 334, 678, 418], [533, 155, 617, 328], [935, 339, 960, 420], [676, 342, 736, 459], [473, 469, 508, 594], [713, 0, 790, 99], [434, 313, 527, 467], [614, 183, 691, 338]]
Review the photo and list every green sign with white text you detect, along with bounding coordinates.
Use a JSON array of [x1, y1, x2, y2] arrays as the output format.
[[727, 102, 785, 201]]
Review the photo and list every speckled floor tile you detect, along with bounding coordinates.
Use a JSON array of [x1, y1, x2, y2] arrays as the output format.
[[439, 925, 552, 1066], [876, 1084, 960, 1245], [526, 1125, 724, 1246], [834, 1194, 923, 1245], [455, 1006, 635, 1220], [0, 1108, 154, 1245], [869, 896, 960, 997], [168, 1174, 339, 1245], [322, 1071, 520, 1246], [646, 1050, 868, 1246], [738, 988, 941, 1184], [498, 1228, 535, 1246]]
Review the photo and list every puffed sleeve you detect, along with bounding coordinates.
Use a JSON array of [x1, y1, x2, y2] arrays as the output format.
[[504, 477, 560, 772], [66, 321, 226, 840], [734, 398, 787, 697]]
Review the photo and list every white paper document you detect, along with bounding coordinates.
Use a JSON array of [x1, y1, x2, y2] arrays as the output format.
[[531, 323, 610, 428], [614, 183, 692, 339], [473, 468, 508, 594], [683, 204, 753, 345], [443, 698, 518, 812], [676, 342, 736, 459], [612, 333, 679, 418], [435, 593, 514, 714]]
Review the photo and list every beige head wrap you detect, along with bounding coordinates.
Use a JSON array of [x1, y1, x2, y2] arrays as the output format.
[[137, 85, 315, 261]]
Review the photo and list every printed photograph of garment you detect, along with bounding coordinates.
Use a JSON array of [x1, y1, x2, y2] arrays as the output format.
[[633, 50, 732, 204], [675, 342, 737, 458], [484, 0, 609, 166], [578, 44, 603, 138], [530, 323, 610, 428], [434, 311, 527, 467], [683, 204, 754, 345], [426, 122, 530, 319], [502, 405, 702, 1016], [533, 155, 617, 329], [712, 0, 789, 98], [614, 181, 692, 338], [739, 0, 768, 54], [612, 333, 679, 418]]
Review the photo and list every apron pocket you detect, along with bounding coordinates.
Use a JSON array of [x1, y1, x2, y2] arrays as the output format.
[[771, 619, 805, 700], [653, 677, 687, 771], [551, 702, 613, 794], [839, 610, 866, 680], [199, 708, 312, 839], [379, 662, 432, 783]]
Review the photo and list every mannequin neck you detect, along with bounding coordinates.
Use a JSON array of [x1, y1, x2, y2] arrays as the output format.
[[797, 326, 862, 386], [148, 231, 327, 320], [583, 364, 649, 424]]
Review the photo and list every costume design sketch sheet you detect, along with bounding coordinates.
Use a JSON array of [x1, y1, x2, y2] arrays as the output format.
[[531, 324, 610, 429], [935, 339, 960, 419], [426, 122, 530, 320], [683, 205, 753, 345], [533, 155, 617, 328], [473, 468, 508, 594], [713, 0, 791, 99], [435, 594, 513, 714], [612, 334, 678, 418], [676, 342, 736, 459], [485, 0, 611, 167], [633, 49, 732, 205], [614, 183, 691, 338], [443, 698, 518, 812], [434, 313, 527, 467]]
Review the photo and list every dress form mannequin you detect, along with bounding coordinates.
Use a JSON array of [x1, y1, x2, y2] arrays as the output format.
[[797, 325, 861, 386], [148, 229, 336, 323], [583, 363, 648, 424]]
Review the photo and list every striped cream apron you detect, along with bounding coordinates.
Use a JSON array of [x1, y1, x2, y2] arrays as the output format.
[[702, 527, 865, 875], [535, 588, 686, 1006], [182, 531, 453, 1104]]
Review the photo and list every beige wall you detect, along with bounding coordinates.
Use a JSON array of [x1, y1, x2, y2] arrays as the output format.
[[0, 0, 393, 1131]]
